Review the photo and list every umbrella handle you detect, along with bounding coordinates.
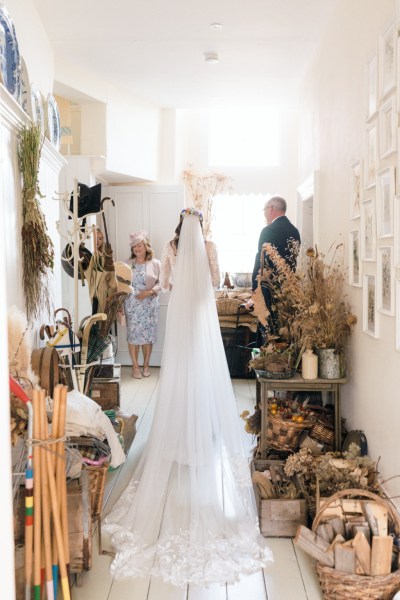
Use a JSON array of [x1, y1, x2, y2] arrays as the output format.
[[100, 197, 115, 244]]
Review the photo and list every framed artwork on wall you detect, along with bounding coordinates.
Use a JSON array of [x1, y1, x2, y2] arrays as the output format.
[[377, 246, 394, 315], [379, 20, 396, 100], [394, 195, 400, 267], [376, 166, 395, 238], [379, 96, 397, 158], [350, 160, 362, 219], [364, 122, 378, 189], [366, 54, 378, 120], [396, 279, 400, 350], [360, 197, 376, 261], [349, 229, 362, 287], [363, 274, 379, 338]]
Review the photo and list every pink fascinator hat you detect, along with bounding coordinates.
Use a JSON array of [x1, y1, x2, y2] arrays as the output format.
[[129, 230, 148, 247]]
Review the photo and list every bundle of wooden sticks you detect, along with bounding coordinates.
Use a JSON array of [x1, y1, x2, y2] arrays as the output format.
[[24, 384, 71, 600]]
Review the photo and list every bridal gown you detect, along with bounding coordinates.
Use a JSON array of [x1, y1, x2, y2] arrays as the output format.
[[103, 213, 272, 586]]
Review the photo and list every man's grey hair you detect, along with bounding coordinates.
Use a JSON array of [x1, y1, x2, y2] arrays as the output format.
[[266, 196, 287, 212]]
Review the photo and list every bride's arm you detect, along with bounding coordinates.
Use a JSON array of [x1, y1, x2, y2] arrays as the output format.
[[160, 241, 173, 292], [206, 241, 221, 288]]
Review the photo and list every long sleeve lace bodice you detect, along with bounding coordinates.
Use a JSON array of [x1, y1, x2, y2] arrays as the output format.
[[161, 239, 220, 292]]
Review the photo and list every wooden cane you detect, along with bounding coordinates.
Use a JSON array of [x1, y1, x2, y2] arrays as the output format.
[[58, 385, 70, 571], [51, 385, 61, 598], [44, 395, 71, 600], [39, 389, 54, 600], [32, 390, 42, 600]]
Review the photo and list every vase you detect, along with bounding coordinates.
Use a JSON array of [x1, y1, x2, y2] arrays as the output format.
[[301, 349, 318, 380], [316, 348, 344, 379]]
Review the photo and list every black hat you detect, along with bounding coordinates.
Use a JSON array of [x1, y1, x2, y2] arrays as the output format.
[[61, 244, 92, 279], [69, 183, 102, 218]]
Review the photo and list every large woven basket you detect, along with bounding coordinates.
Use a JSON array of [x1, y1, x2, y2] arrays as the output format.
[[312, 488, 400, 600], [265, 412, 313, 451]]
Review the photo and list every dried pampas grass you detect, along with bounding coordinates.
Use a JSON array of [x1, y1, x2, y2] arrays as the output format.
[[8, 305, 38, 387]]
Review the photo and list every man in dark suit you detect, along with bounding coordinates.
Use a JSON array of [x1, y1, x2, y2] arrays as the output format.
[[252, 196, 301, 335]]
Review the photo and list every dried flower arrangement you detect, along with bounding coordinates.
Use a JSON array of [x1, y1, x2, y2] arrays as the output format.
[[182, 165, 233, 239], [18, 123, 54, 320], [284, 445, 379, 508], [258, 243, 357, 353]]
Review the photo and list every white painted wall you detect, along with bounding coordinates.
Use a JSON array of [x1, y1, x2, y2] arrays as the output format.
[[298, 0, 400, 502]]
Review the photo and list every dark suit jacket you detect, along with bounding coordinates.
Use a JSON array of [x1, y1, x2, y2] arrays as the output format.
[[251, 215, 301, 291]]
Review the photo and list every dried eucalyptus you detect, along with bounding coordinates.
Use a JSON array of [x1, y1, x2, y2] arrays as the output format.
[[18, 123, 54, 320]]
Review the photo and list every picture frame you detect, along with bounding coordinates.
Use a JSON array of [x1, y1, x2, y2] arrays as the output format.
[[350, 160, 362, 219], [377, 246, 394, 315], [360, 197, 377, 261], [349, 229, 362, 287], [366, 54, 378, 120], [363, 274, 379, 338], [396, 279, 400, 350], [376, 166, 395, 238], [364, 121, 378, 189], [379, 20, 396, 100], [394, 195, 400, 267], [379, 95, 397, 158]]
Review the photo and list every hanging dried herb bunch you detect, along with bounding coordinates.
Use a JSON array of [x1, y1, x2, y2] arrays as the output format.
[[18, 123, 54, 321]]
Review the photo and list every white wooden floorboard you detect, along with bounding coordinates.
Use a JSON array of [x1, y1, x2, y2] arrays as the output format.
[[293, 545, 323, 600], [71, 373, 324, 600], [108, 575, 151, 600], [226, 571, 267, 600], [147, 578, 188, 600], [188, 583, 226, 599], [263, 538, 309, 600]]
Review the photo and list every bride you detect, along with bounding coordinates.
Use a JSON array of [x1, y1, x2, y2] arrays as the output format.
[[104, 208, 272, 586]]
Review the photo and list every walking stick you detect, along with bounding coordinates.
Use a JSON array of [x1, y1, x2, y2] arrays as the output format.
[[51, 386, 61, 598], [32, 389, 41, 600], [42, 388, 71, 600], [39, 389, 54, 600], [57, 386, 70, 574]]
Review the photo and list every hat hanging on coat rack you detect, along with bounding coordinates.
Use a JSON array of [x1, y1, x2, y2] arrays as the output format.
[[69, 182, 102, 218], [61, 243, 92, 279]]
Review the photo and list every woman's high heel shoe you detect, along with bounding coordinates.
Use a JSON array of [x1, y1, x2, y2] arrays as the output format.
[[132, 366, 142, 379], [142, 366, 151, 377]]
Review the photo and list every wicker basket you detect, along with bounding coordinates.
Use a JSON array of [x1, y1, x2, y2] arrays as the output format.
[[216, 297, 242, 316], [265, 412, 313, 451], [310, 417, 335, 446], [312, 488, 400, 600], [85, 463, 109, 520]]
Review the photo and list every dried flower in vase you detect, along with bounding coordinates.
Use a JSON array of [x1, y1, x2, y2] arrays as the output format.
[[259, 242, 357, 353], [182, 166, 233, 239]]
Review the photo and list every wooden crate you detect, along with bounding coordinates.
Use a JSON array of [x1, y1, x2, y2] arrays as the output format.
[[252, 459, 308, 537], [89, 364, 121, 410]]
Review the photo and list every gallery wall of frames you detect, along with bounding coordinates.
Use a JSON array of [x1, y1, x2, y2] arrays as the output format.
[[349, 7, 400, 351]]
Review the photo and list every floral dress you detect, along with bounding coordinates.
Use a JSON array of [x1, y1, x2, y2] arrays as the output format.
[[125, 263, 160, 345]]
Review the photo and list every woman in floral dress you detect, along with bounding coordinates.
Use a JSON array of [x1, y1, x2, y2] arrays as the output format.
[[125, 231, 161, 378]]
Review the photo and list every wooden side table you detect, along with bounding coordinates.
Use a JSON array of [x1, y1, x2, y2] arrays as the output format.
[[255, 371, 348, 456]]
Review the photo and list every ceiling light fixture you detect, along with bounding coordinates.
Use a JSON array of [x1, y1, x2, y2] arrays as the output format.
[[204, 52, 219, 64], [210, 22, 223, 30]]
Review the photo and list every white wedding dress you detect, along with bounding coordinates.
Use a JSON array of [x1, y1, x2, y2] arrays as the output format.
[[104, 213, 272, 586]]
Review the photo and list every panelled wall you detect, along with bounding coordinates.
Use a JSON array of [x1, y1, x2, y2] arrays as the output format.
[[107, 185, 184, 366]]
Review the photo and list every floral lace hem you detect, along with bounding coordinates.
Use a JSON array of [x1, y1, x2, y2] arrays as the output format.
[[103, 524, 273, 587]]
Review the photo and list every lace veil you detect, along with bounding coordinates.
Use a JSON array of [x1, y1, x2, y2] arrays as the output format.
[[104, 213, 272, 586]]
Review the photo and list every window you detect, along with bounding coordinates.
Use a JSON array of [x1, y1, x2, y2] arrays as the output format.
[[208, 108, 281, 167], [212, 193, 268, 278]]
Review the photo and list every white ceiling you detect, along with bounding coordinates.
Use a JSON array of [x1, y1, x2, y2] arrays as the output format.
[[32, 0, 338, 109]]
